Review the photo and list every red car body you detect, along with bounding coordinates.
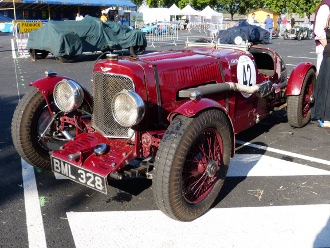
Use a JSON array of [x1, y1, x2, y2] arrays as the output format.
[[12, 43, 316, 221]]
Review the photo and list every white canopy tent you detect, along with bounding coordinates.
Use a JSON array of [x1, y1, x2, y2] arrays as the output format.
[[200, 5, 223, 23], [180, 4, 200, 16], [168, 4, 182, 15], [180, 4, 201, 22], [138, 7, 171, 23]]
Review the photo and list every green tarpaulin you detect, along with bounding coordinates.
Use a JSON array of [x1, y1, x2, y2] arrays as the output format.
[[27, 15, 147, 57]]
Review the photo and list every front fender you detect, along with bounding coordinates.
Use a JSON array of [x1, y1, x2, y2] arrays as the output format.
[[29, 75, 93, 111], [286, 62, 316, 96], [168, 98, 229, 120], [168, 98, 236, 157]]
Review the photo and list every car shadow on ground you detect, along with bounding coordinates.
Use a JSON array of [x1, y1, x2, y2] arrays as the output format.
[[211, 110, 288, 208]]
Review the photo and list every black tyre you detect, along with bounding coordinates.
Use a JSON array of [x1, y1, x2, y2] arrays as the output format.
[[29, 49, 49, 60], [287, 68, 316, 127], [57, 55, 78, 63], [11, 87, 90, 170], [297, 31, 302, 41], [153, 110, 232, 222], [284, 31, 289, 40], [129, 46, 146, 56]]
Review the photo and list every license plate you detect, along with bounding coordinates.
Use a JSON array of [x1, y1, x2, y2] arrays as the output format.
[[51, 156, 107, 194]]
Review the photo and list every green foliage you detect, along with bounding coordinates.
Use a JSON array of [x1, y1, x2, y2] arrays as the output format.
[[144, 0, 321, 20]]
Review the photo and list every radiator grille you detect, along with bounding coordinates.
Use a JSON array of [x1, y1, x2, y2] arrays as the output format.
[[92, 73, 134, 137]]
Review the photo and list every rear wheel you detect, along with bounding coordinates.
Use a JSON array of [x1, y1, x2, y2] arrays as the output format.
[[287, 68, 316, 127], [153, 110, 232, 222], [57, 55, 78, 63], [129, 46, 146, 56], [29, 49, 49, 60]]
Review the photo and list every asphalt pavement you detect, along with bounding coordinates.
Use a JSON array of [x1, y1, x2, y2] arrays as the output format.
[[0, 30, 329, 247]]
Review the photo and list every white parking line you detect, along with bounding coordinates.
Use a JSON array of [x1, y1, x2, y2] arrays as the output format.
[[287, 56, 316, 60], [67, 205, 330, 248], [22, 159, 47, 248], [228, 154, 330, 177], [236, 140, 330, 166]]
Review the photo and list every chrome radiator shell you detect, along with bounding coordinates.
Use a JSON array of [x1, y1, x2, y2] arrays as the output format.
[[92, 72, 135, 138]]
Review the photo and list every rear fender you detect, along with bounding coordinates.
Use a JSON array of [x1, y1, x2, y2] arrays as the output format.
[[168, 98, 236, 157], [286, 62, 316, 96], [30, 75, 93, 112]]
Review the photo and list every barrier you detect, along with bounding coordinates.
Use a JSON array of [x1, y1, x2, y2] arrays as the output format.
[[13, 20, 43, 58], [147, 23, 179, 48]]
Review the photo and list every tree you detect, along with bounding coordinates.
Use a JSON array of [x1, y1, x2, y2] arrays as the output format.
[[287, 0, 321, 20], [262, 0, 287, 13], [215, 0, 240, 20]]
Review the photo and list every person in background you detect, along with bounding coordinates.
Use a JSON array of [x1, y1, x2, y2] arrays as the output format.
[[75, 13, 84, 21], [291, 16, 295, 28], [248, 13, 255, 25], [314, 0, 330, 72], [312, 27, 330, 128], [277, 16, 282, 37], [264, 14, 274, 40], [100, 12, 108, 23]]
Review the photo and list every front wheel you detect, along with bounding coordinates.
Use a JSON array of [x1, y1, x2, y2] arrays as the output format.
[[287, 68, 316, 127], [29, 49, 49, 60], [11, 87, 90, 170], [153, 110, 232, 222], [283, 31, 289, 40], [297, 31, 302, 41]]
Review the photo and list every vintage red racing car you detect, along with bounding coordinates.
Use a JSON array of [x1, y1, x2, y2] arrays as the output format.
[[11, 41, 316, 222]]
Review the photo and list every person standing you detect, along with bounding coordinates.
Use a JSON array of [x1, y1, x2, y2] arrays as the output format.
[[75, 13, 84, 21], [290, 16, 295, 28], [248, 13, 255, 25], [313, 0, 330, 72], [264, 14, 274, 40], [100, 13, 108, 23], [312, 28, 330, 128], [277, 16, 282, 37]]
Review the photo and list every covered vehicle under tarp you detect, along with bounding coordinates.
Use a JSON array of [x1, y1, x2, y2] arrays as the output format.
[[27, 15, 147, 60], [218, 21, 270, 44]]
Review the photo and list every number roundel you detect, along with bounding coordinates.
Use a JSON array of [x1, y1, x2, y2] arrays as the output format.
[[237, 55, 257, 98]]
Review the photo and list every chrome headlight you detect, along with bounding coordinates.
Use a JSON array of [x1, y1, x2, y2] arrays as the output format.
[[112, 90, 145, 127], [53, 79, 84, 112]]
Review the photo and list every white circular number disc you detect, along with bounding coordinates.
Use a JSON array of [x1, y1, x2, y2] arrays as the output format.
[[237, 55, 256, 98]]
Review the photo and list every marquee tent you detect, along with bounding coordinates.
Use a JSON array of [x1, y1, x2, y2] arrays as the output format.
[[200, 6, 222, 18], [200, 5, 223, 23], [168, 4, 182, 15], [180, 4, 200, 16]]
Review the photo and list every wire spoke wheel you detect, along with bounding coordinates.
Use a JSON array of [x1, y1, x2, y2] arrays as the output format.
[[153, 110, 232, 221], [182, 128, 223, 203]]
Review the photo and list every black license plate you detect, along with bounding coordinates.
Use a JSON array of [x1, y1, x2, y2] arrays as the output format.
[[51, 156, 107, 194]]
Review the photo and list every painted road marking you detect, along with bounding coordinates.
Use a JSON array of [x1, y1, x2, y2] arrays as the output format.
[[23, 142, 330, 247], [22, 159, 47, 248], [287, 56, 316, 60], [228, 154, 330, 177], [67, 205, 330, 248], [236, 140, 330, 166]]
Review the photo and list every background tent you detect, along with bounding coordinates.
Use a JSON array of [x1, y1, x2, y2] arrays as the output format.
[[180, 4, 200, 22], [168, 4, 182, 15], [138, 7, 170, 23], [168, 4, 181, 21], [200, 5, 223, 23], [180, 4, 199, 16]]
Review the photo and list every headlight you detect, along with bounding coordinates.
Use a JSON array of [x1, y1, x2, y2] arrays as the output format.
[[112, 90, 145, 127], [53, 79, 84, 112], [234, 36, 243, 45]]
